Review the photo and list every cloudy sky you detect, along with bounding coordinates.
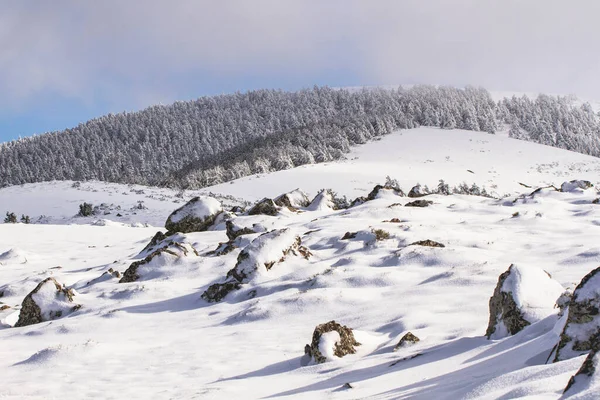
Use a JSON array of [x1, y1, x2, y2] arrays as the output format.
[[1, 0, 599, 142]]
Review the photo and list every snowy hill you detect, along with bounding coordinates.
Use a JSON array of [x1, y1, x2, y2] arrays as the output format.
[[2, 128, 600, 398]]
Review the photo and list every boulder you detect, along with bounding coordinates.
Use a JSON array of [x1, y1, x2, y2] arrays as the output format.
[[308, 189, 348, 211], [138, 231, 168, 256], [164, 196, 222, 233], [305, 320, 361, 363], [408, 184, 429, 198], [247, 198, 279, 216], [367, 184, 405, 201], [394, 332, 420, 351], [201, 229, 311, 302], [486, 264, 564, 339], [561, 180, 593, 193], [120, 241, 198, 283], [15, 278, 81, 327], [405, 200, 433, 208], [554, 266, 600, 362], [274, 189, 310, 210]]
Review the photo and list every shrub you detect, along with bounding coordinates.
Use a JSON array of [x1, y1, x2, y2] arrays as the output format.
[[20, 215, 30, 224], [372, 229, 391, 241], [78, 202, 94, 217], [4, 212, 17, 223]]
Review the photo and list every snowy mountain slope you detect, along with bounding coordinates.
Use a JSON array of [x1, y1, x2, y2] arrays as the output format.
[[1, 128, 600, 398]]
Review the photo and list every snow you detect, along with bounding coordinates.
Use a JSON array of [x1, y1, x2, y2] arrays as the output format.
[[318, 331, 341, 362], [167, 196, 222, 224], [1, 127, 600, 398], [501, 264, 565, 324], [30, 280, 77, 322]]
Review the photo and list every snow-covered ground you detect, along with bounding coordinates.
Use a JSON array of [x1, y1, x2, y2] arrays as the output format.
[[1, 127, 600, 398]]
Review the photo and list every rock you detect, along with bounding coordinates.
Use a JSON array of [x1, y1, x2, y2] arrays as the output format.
[[230, 205, 246, 214], [593, 198, 600, 204], [0, 305, 10, 311], [164, 196, 222, 233], [563, 351, 598, 395], [409, 240, 445, 248], [350, 196, 368, 207], [308, 189, 347, 211], [305, 320, 361, 363], [201, 229, 311, 302], [15, 278, 81, 327], [201, 281, 242, 303], [139, 231, 168, 255], [486, 264, 564, 339], [367, 184, 405, 201], [408, 184, 429, 198], [274, 189, 310, 210], [341, 232, 358, 240], [394, 332, 420, 351], [405, 200, 433, 207], [120, 241, 198, 283], [247, 198, 279, 216], [554, 266, 600, 362], [226, 220, 256, 241], [561, 180, 593, 193]]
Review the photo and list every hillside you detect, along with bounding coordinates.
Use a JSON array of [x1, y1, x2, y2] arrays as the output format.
[[0, 86, 599, 189], [2, 129, 600, 398]]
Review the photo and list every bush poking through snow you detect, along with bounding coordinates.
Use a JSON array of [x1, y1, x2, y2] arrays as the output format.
[[305, 320, 361, 363], [554, 266, 600, 362], [164, 196, 223, 233], [372, 229, 391, 241], [247, 198, 279, 216], [394, 332, 420, 351], [4, 212, 17, 223], [15, 277, 80, 327], [486, 264, 564, 339], [78, 202, 94, 217]]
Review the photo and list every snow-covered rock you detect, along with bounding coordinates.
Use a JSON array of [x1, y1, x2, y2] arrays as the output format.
[[394, 332, 421, 351], [202, 228, 311, 302], [405, 199, 433, 207], [0, 248, 29, 265], [554, 266, 600, 362], [367, 184, 405, 201], [307, 189, 342, 211], [560, 179, 593, 193], [305, 320, 361, 363], [486, 264, 564, 339], [164, 196, 222, 233], [120, 241, 198, 283], [15, 278, 80, 327], [274, 189, 310, 210], [408, 184, 428, 198], [225, 220, 257, 241]]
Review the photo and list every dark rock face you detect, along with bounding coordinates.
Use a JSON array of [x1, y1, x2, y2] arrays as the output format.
[[248, 198, 279, 216], [486, 265, 530, 339], [164, 197, 222, 233], [305, 320, 361, 363], [15, 278, 79, 327], [201, 229, 311, 302], [563, 351, 598, 394], [139, 231, 168, 255], [120, 241, 198, 283], [554, 266, 600, 362], [409, 240, 445, 248], [405, 200, 433, 207], [226, 220, 256, 241], [341, 232, 358, 240], [394, 332, 420, 351], [560, 180, 593, 192]]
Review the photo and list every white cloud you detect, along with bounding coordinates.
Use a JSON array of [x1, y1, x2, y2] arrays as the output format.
[[1, 0, 600, 111]]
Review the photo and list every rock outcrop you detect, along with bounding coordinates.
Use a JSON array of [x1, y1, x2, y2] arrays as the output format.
[[120, 241, 198, 283], [202, 228, 311, 302], [274, 189, 310, 210], [226, 220, 257, 241], [164, 196, 222, 233], [409, 240, 445, 248], [367, 184, 405, 201], [486, 264, 564, 339], [563, 351, 598, 395], [305, 320, 361, 363], [408, 184, 429, 198], [554, 266, 600, 362], [560, 180, 593, 193], [247, 198, 279, 216], [394, 332, 420, 351], [15, 278, 80, 327]]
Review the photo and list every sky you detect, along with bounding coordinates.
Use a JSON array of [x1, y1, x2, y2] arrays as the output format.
[[1, 0, 600, 143]]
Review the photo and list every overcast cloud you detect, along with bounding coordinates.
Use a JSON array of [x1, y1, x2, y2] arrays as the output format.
[[1, 1, 599, 137]]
